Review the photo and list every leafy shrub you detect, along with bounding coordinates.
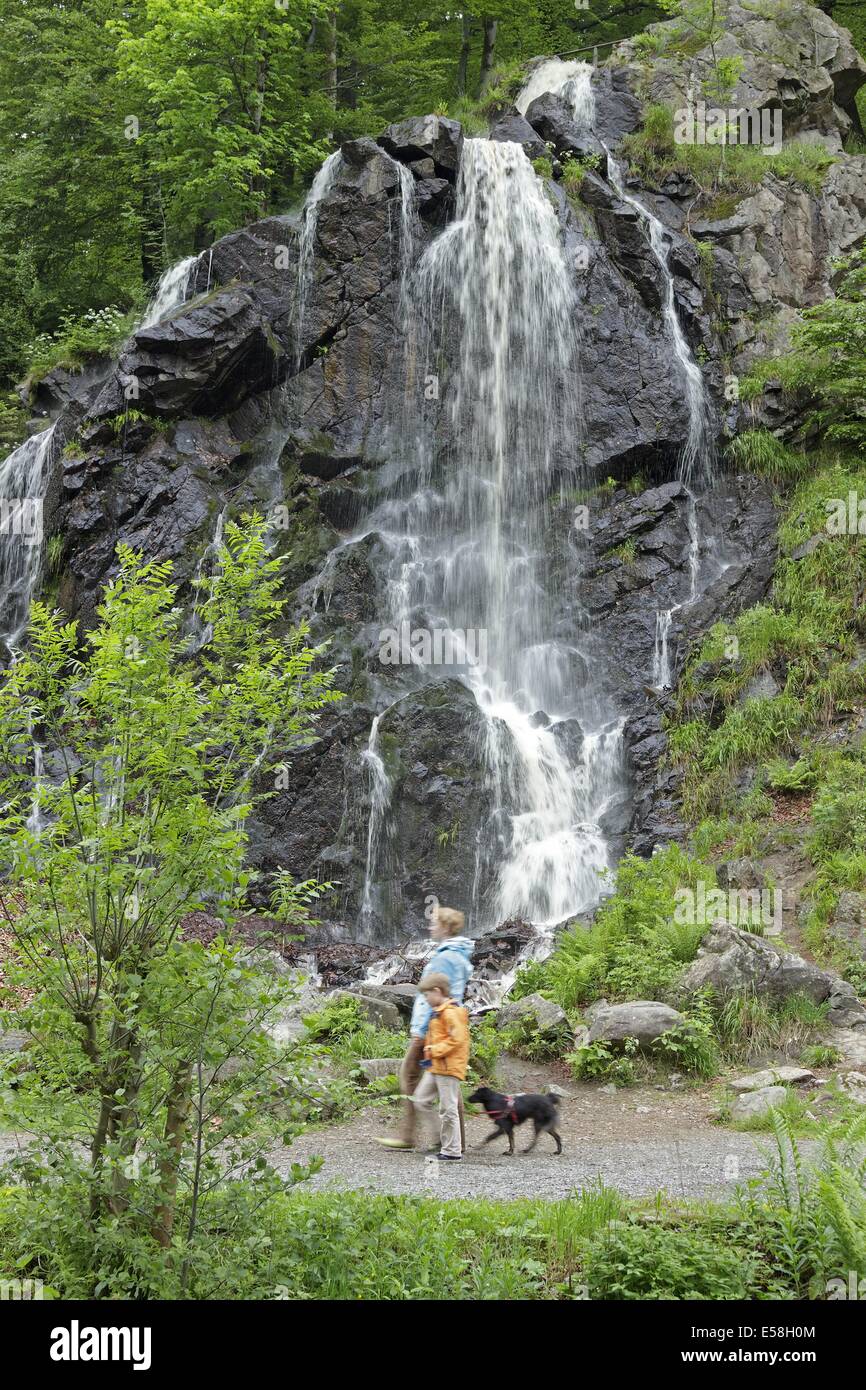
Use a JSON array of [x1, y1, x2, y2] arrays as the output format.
[[568, 1038, 638, 1086], [765, 756, 817, 792], [736, 1111, 866, 1295], [466, 1015, 502, 1084], [532, 156, 554, 180], [586, 1223, 757, 1299], [509, 958, 551, 1000], [653, 1007, 719, 1078], [303, 995, 367, 1043], [541, 846, 716, 1010], [26, 306, 135, 383], [499, 1014, 571, 1063]]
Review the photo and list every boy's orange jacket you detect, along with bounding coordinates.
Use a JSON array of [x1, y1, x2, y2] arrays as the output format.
[[424, 999, 470, 1079]]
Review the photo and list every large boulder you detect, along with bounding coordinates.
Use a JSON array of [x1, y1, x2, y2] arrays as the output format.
[[613, 0, 866, 147], [495, 993, 569, 1037], [90, 287, 284, 420], [679, 923, 866, 1027], [329, 989, 403, 1031], [378, 116, 464, 176], [731, 1085, 787, 1122], [524, 93, 605, 162], [729, 1066, 814, 1092], [488, 106, 547, 160], [586, 1000, 684, 1049]]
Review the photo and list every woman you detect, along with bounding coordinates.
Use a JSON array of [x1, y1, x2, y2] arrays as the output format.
[[377, 905, 473, 1152]]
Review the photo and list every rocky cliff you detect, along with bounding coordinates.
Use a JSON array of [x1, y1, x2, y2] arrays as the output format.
[[25, 0, 866, 942]]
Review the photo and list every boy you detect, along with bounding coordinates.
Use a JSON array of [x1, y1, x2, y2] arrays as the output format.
[[378, 906, 473, 1152], [410, 971, 470, 1161]]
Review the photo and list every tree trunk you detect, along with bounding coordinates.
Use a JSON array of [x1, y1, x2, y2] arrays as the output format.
[[250, 30, 269, 218], [152, 1062, 194, 1248], [327, 11, 338, 111], [457, 13, 472, 97], [479, 17, 498, 94]]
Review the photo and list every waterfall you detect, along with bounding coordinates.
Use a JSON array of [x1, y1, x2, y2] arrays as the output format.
[[26, 741, 47, 837], [358, 714, 394, 932], [139, 255, 200, 329], [186, 506, 227, 653], [517, 58, 596, 128], [353, 138, 624, 934], [605, 151, 709, 486], [605, 150, 712, 687], [0, 423, 56, 657], [294, 150, 343, 357], [652, 609, 673, 689]]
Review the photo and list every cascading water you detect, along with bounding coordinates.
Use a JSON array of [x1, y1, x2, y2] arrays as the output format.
[[604, 152, 709, 485], [358, 714, 394, 929], [139, 254, 200, 329], [294, 150, 343, 358], [605, 149, 712, 685], [186, 506, 227, 653], [0, 423, 56, 657], [517, 58, 596, 128], [351, 137, 625, 938]]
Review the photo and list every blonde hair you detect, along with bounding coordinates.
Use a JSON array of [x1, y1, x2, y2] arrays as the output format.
[[436, 906, 465, 936]]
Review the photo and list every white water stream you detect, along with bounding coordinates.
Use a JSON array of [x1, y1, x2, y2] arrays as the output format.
[[350, 136, 625, 940], [517, 59, 596, 128], [139, 255, 200, 329], [0, 423, 56, 656], [604, 149, 712, 686]]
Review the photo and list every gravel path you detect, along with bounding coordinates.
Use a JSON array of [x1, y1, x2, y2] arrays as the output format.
[[269, 1057, 817, 1201], [0, 1056, 822, 1203]]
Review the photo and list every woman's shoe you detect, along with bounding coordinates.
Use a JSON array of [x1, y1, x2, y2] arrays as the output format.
[[376, 1137, 413, 1150]]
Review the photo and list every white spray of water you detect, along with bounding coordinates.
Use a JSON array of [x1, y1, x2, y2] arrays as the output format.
[[354, 139, 624, 935], [358, 714, 394, 931], [186, 507, 227, 653], [605, 149, 711, 686], [517, 58, 596, 129], [605, 151, 709, 487], [294, 150, 343, 357], [0, 424, 56, 656], [139, 255, 200, 329]]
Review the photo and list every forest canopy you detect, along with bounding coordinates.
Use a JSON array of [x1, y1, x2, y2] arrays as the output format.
[[0, 0, 665, 387]]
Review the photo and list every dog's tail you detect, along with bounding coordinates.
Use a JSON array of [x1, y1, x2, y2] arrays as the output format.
[[547, 1090, 561, 1107]]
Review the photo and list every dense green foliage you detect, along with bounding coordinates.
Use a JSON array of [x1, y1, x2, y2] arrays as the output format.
[[1, 1112, 864, 1297], [0, 516, 340, 1293], [0, 0, 663, 387]]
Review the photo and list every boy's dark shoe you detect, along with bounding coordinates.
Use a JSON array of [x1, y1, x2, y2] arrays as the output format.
[[435, 1152, 462, 1161]]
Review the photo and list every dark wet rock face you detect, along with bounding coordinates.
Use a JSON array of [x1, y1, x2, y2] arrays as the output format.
[[34, 1, 866, 943]]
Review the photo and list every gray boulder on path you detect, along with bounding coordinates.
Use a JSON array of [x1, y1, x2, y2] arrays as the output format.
[[731, 1086, 788, 1122], [587, 1000, 684, 1049], [729, 1066, 814, 1092]]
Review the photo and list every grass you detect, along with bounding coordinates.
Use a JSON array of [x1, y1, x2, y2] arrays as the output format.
[[726, 428, 809, 481], [668, 452, 866, 824], [619, 103, 835, 218], [713, 993, 829, 1066], [3, 1109, 865, 1299]]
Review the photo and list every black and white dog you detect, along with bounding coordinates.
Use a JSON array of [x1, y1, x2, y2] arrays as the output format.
[[468, 1086, 563, 1156]]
